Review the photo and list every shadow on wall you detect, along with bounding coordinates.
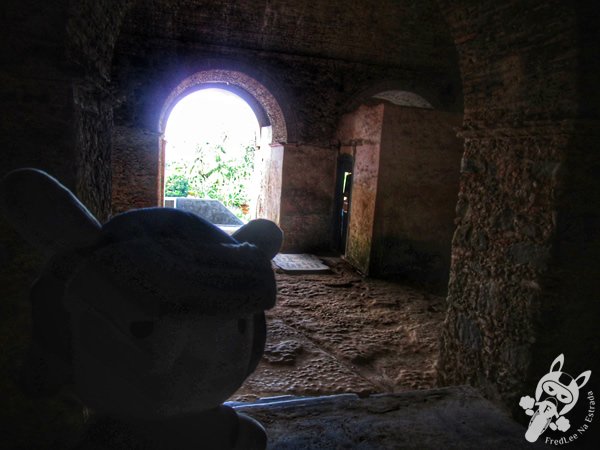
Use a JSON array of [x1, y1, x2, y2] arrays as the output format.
[[370, 236, 451, 294]]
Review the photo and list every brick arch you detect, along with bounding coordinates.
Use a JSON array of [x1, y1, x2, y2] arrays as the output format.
[[158, 70, 288, 144]]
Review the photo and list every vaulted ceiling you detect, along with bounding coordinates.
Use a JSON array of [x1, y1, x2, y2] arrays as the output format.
[[120, 0, 455, 69]]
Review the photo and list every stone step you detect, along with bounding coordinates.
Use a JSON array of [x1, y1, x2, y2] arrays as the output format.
[[231, 386, 550, 449]]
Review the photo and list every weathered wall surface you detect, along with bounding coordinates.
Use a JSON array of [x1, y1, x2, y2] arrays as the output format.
[[1, 0, 130, 218], [336, 103, 463, 288], [337, 104, 385, 273], [73, 85, 115, 221], [255, 144, 284, 225], [0, 1, 132, 447], [371, 106, 463, 293], [112, 126, 161, 214], [279, 145, 337, 252], [67, 1, 134, 221], [437, 0, 600, 417], [1, 0, 76, 189]]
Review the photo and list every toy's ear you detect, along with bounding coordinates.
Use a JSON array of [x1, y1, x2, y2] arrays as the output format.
[[232, 219, 283, 260], [0, 168, 101, 254], [575, 370, 592, 389], [550, 354, 564, 373]]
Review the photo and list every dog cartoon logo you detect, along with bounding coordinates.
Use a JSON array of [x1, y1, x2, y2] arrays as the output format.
[[519, 354, 592, 443]]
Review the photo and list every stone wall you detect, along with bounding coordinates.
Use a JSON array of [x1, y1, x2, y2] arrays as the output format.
[[336, 103, 463, 291], [68, 0, 134, 221], [437, 0, 600, 415], [112, 126, 161, 214], [120, 0, 456, 70], [279, 145, 337, 252], [372, 105, 463, 293], [337, 104, 385, 273], [255, 144, 284, 226], [1, 0, 77, 188], [0, 1, 132, 447], [0, 0, 129, 219]]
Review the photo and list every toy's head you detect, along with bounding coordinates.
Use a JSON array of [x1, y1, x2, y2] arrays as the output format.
[[534, 354, 591, 416], [0, 168, 282, 420]]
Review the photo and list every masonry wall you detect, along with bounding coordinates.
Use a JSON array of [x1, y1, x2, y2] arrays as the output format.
[[0, 1, 132, 447], [255, 144, 284, 225], [68, 1, 133, 221], [279, 145, 337, 252], [371, 105, 463, 293], [335, 103, 463, 289], [1, 1, 77, 191], [337, 104, 385, 273], [112, 126, 161, 214], [437, 0, 600, 417]]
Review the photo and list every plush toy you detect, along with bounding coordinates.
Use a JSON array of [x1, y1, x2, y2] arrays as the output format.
[[0, 168, 283, 449]]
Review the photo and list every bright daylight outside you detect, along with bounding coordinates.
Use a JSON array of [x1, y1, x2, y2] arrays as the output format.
[[163, 88, 260, 221]]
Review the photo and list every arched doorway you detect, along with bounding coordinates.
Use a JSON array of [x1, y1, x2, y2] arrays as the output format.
[[156, 71, 288, 227], [161, 88, 260, 228]]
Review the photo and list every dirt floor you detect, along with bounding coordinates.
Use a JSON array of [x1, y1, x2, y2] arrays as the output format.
[[232, 257, 446, 401]]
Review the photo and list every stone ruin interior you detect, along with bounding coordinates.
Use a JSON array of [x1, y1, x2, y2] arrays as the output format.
[[1, 1, 599, 448]]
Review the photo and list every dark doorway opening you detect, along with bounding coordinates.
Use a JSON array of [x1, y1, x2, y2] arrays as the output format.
[[333, 153, 354, 254]]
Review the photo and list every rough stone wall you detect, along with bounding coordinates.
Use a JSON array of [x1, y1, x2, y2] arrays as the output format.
[[543, 121, 600, 394], [112, 126, 161, 214], [335, 103, 463, 289], [0, 0, 130, 219], [549, 1, 600, 392], [279, 145, 337, 252], [0, 1, 131, 447], [67, 1, 133, 221], [437, 0, 600, 415], [73, 85, 115, 221], [337, 104, 385, 273], [121, 0, 454, 68], [255, 144, 284, 225], [372, 105, 463, 293], [1, 0, 76, 186]]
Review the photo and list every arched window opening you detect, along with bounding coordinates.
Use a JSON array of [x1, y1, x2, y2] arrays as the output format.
[[163, 88, 261, 230]]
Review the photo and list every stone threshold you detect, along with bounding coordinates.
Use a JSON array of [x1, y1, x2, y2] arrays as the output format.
[[228, 386, 551, 449]]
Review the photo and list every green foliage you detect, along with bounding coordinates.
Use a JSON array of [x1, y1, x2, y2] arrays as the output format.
[[164, 174, 189, 197], [164, 135, 256, 219]]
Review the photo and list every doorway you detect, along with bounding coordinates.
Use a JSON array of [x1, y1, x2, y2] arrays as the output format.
[[333, 154, 354, 254], [161, 88, 260, 225]]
